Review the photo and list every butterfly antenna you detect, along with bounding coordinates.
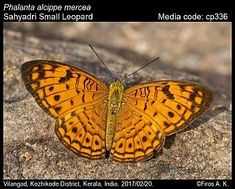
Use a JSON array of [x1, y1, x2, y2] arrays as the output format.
[[89, 44, 118, 80], [121, 57, 160, 83]]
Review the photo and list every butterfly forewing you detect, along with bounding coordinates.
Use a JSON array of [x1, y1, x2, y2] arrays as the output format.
[[123, 81, 213, 135]]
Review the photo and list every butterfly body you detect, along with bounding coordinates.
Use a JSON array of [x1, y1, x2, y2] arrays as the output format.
[[21, 60, 213, 163], [106, 80, 124, 151]]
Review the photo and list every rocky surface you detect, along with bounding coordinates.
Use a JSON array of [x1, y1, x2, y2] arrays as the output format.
[[3, 23, 231, 179]]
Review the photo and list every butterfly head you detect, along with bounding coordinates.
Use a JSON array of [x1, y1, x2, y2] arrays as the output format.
[[109, 80, 124, 97]]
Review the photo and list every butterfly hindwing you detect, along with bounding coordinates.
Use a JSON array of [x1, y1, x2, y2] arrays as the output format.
[[110, 102, 165, 162], [55, 100, 107, 159]]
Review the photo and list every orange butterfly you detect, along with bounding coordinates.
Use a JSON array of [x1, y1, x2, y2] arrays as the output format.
[[21, 59, 213, 163]]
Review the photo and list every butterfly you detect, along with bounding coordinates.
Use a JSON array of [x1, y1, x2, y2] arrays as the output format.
[[21, 59, 213, 163]]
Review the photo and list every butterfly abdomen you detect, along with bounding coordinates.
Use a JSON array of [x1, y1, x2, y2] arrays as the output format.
[[106, 81, 124, 151]]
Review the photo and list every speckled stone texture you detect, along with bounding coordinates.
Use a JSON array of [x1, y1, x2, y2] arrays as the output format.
[[3, 23, 231, 179]]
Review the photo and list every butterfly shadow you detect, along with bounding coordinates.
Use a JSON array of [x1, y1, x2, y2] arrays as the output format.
[[164, 104, 227, 150]]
